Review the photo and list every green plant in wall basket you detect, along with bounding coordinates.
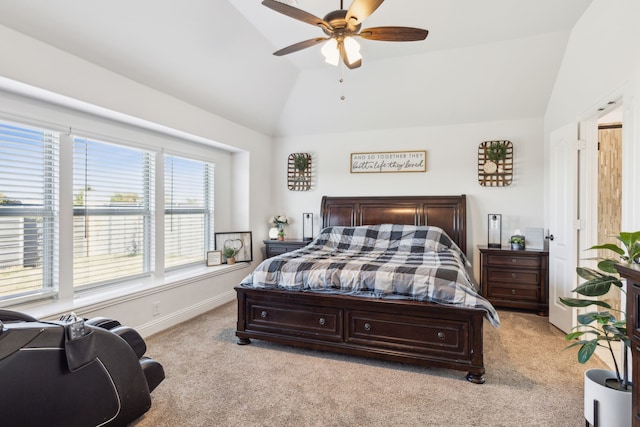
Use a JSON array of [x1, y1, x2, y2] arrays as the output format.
[[487, 141, 507, 162], [293, 154, 309, 173]]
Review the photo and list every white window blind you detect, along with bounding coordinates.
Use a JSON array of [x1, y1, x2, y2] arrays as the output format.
[[164, 155, 214, 269], [73, 137, 154, 288], [0, 120, 58, 300]]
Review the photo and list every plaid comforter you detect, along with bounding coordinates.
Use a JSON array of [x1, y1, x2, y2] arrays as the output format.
[[241, 224, 500, 327]]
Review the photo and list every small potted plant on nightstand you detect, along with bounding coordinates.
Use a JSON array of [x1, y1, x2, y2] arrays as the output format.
[[272, 214, 289, 241], [509, 235, 525, 250]]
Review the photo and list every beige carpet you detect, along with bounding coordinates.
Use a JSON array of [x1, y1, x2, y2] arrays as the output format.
[[132, 302, 606, 427]]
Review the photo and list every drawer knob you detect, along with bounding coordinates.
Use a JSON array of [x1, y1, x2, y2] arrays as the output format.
[[437, 332, 445, 340], [260, 310, 268, 318], [364, 323, 372, 331], [319, 317, 326, 326], [511, 258, 517, 263], [511, 289, 516, 295], [511, 273, 517, 279]]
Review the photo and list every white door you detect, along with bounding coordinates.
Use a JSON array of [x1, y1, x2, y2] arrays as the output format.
[[548, 123, 578, 333]]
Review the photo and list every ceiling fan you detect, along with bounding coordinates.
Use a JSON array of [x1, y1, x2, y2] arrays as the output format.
[[262, 0, 429, 69]]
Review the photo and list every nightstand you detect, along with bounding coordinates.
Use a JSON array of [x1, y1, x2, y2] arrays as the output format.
[[478, 245, 549, 315], [263, 239, 309, 259]]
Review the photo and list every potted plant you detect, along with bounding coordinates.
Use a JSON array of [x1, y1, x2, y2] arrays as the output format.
[[560, 231, 640, 426], [487, 141, 507, 162], [272, 214, 289, 241], [292, 153, 309, 183], [509, 235, 525, 250], [222, 246, 240, 265], [293, 154, 308, 173]]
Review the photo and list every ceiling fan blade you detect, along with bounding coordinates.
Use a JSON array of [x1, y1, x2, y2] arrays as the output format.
[[339, 42, 362, 69], [273, 37, 328, 56], [359, 26, 429, 42], [346, 0, 385, 26], [262, 0, 331, 31]]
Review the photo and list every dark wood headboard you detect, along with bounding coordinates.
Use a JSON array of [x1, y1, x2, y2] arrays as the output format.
[[320, 195, 467, 254]]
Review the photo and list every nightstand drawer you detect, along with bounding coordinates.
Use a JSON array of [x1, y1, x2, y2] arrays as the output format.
[[263, 240, 308, 259], [267, 245, 291, 256], [486, 269, 539, 285], [487, 285, 539, 302], [485, 254, 541, 268]]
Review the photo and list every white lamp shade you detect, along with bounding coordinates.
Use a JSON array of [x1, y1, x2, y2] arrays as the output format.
[[344, 37, 361, 63], [321, 39, 339, 65], [268, 227, 279, 239]]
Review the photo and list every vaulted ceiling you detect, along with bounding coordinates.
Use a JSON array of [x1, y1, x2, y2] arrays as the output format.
[[0, 0, 592, 137]]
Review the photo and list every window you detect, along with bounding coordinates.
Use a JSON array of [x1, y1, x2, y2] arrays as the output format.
[[0, 111, 220, 304], [164, 154, 214, 269], [73, 137, 154, 288], [0, 121, 58, 300]]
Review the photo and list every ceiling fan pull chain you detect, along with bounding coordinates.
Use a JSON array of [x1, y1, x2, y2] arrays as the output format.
[[339, 62, 346, 100]]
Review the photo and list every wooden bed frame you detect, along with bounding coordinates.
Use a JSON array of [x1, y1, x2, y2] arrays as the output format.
[[235, 195, 486, 383]]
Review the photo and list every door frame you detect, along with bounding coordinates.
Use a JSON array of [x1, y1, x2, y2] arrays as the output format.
[[580, 87, 636, 245], [579, 91, 637, 368]]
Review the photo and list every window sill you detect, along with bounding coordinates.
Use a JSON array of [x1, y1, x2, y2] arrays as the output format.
[[14, 262, 250, 320]]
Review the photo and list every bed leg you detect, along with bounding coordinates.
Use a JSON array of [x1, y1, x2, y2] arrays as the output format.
[[237, 337, 251, 345], [466, 372, 485, 384]]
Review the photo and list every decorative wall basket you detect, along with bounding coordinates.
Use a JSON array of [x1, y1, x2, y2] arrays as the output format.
[[287, 152, 312, 191], [478, 140, 513, 187]]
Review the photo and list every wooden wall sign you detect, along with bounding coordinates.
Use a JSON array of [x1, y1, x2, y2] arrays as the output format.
[[478, 140, 513, 187], [350, 150, 426, 173]]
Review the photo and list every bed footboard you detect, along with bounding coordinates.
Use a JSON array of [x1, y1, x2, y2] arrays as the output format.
[[235, 286, 485, 383]]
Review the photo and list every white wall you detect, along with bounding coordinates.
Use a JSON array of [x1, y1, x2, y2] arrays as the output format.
[[0, 24, 274, 335], [273, 117, 546, 280], [275, 31, 571, 137], [544, 0, 640, 232]]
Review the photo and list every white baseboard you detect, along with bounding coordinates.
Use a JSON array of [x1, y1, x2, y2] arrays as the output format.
[[136, 289, 236, 338]]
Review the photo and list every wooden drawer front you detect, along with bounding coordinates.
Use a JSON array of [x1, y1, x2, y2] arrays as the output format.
[[267, 246, 289, 257], [487, 284, 539, 302], [486, 254, 540, 268], [246, 301, 343, 342], [265, 242, 307, 258], [487, 268, 539, 285], [346, 311, 469, 358], [280, 244, 305, 253]]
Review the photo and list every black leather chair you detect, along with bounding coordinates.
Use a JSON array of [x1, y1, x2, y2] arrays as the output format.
[[0, 309, 164, 426]]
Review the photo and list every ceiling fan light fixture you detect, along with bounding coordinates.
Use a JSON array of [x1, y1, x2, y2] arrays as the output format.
[[262, 0, 429, 70], [321, 38, 340, 65], [343, 36, 361, 64]]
